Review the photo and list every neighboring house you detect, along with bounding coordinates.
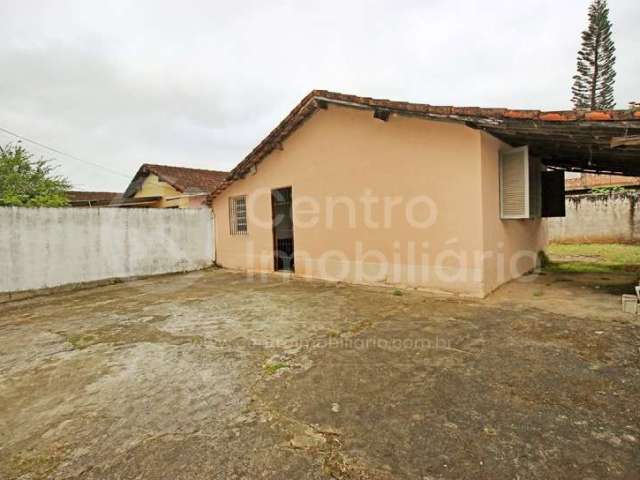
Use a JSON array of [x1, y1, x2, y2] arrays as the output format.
[[210, 90, 640, 297], [565, 173, 640, 194], [121, 164, 228, 208], [66, 191, 122, 207]]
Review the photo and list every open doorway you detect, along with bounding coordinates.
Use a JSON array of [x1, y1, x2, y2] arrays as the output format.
[[271, 187, 294, 272]]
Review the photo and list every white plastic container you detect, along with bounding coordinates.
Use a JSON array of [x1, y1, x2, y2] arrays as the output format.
[[622, 294, 638, 314]]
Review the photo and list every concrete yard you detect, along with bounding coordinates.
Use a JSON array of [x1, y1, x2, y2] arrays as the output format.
[[1, 269, 639, 479]]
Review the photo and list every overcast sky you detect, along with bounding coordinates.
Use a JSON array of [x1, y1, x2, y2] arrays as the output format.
[[1, 0, 638, 192]]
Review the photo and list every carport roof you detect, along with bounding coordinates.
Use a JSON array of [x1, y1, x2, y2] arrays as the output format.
[[211, 90, 640, 198]]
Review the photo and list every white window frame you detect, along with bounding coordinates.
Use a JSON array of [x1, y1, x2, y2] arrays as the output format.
[[499, 145, 530, 220]]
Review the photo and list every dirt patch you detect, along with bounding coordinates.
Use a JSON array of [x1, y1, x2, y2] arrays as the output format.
[[1, 269, 639, 479]]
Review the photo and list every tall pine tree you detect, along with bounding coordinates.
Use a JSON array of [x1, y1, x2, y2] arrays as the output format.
[[571, 0, 616, 110]]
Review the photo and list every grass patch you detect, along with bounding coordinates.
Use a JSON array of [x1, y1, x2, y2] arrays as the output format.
[[544, 262, 626, 274], [544, 243, 640, 273], [263, 362, 289, 375]]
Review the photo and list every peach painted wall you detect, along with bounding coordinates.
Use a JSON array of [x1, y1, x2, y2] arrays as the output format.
[[480, 132, 547, 294], [213, 105, 544, 296]]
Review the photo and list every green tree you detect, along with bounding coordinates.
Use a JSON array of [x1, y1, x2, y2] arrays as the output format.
[[0, 144, 71, 207], [571, 0, 616, 110]]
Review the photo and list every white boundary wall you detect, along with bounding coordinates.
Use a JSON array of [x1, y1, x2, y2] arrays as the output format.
[[0, 207, 214, 293], [548, 192, 640, 244]]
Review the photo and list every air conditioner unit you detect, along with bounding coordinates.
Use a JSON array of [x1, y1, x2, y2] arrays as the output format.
[[499, 145, 541, 219]]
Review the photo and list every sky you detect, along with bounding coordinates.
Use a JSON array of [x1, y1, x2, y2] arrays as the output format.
[[0, 0, 638, 192]]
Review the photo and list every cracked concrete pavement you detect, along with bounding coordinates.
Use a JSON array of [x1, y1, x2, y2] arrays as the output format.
[[1, 268, 639, 479]]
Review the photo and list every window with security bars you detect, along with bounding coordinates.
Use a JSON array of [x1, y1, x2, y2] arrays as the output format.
[[229, 196, 247, 235]]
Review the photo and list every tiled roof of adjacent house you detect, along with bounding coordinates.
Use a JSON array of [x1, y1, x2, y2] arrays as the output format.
[[67, 191, 122, 202], [67, 191, 122, 206], [124, 163, 229, 198], [210, 90, 640, 200], [565, 173, 640, 191]]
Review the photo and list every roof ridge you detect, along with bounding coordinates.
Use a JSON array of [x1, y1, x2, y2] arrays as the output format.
[[308, 89, 635, 115], [142, 163, 229, 175]]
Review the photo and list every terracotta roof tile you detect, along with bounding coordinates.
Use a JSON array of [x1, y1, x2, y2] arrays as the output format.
[[125, 164, 229, 198], [210, 90, 640, 200], [585, 111, 613, 121], [503, 110, 540, 119], [538, 112, 574, 121]]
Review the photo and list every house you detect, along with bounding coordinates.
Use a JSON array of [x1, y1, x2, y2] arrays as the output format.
[[565, 173, 640, 194], [210, 90, 640, 297], [66, 191, 122, 207], [120, 163, 228, 208]]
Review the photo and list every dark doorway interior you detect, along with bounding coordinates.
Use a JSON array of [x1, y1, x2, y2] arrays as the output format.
[[541, 171, 566, 218], [272, 187, 294, 272]]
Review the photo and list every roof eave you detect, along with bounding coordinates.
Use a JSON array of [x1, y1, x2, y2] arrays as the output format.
[[209, 90, 640, 199]]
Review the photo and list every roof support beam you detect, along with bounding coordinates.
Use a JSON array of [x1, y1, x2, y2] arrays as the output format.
[[611, 135, 640, 148]]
